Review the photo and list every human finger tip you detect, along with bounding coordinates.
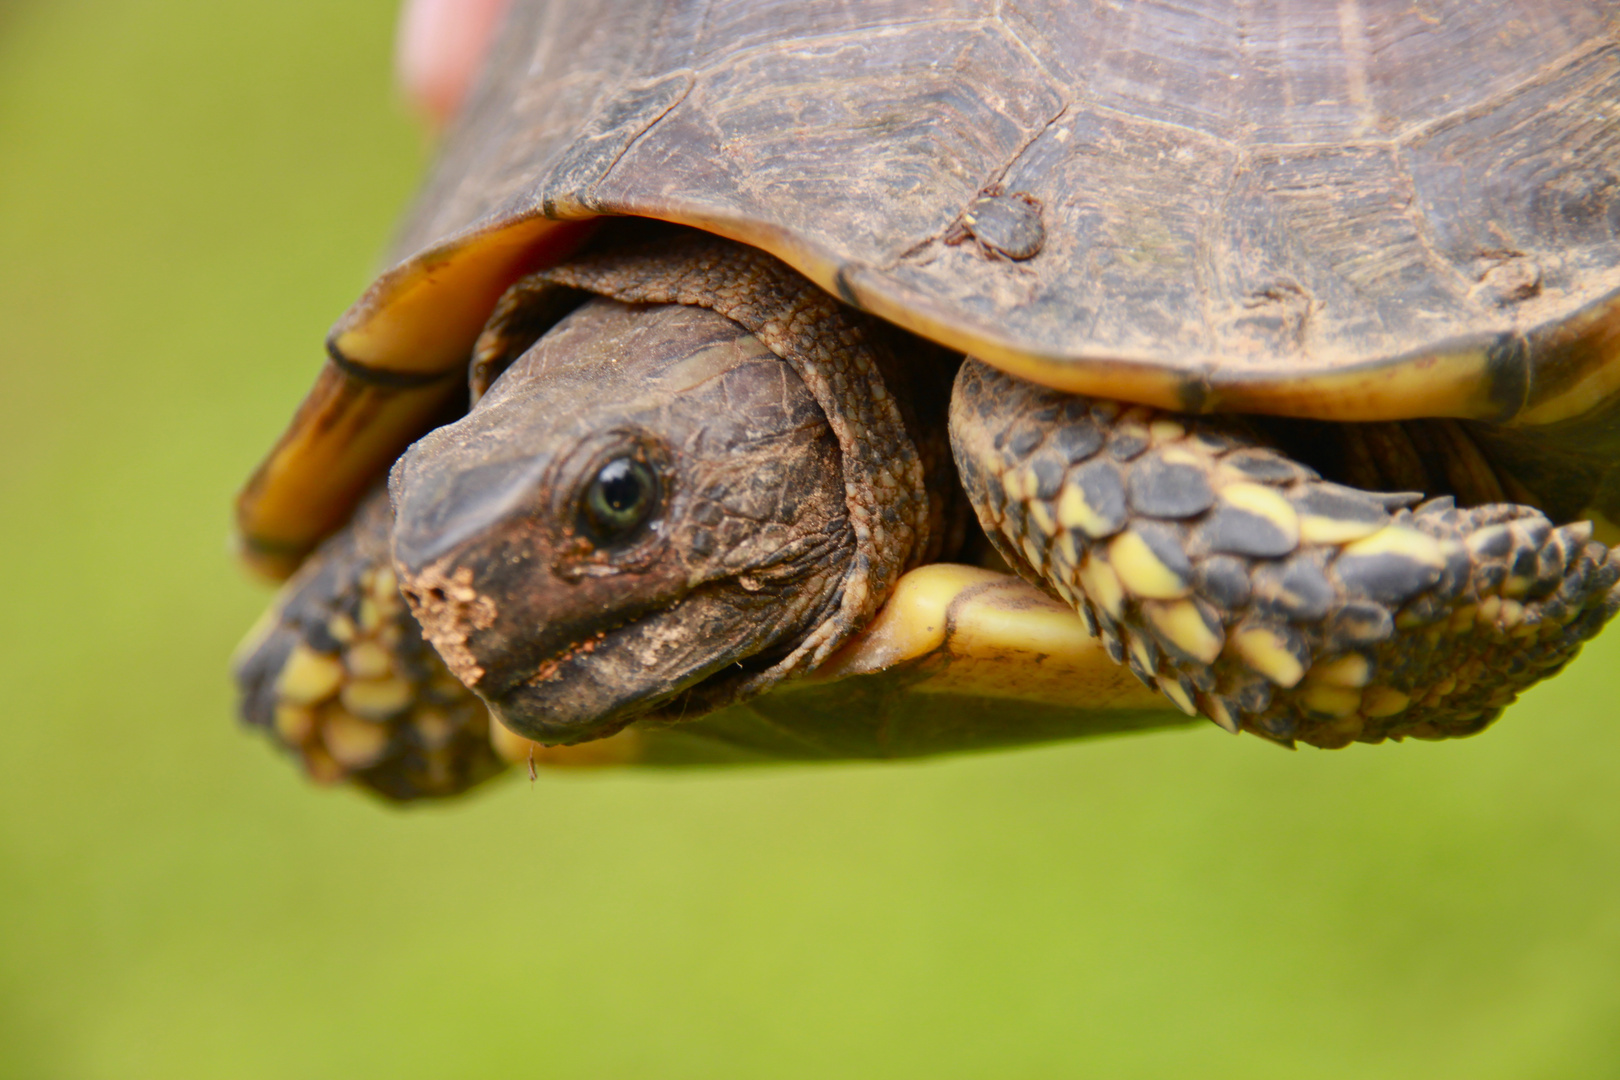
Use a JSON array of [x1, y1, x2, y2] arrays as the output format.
[[396, 0, 512, 129]]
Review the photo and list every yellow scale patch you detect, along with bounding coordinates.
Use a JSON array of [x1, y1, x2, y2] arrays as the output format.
[[1342, 524, 1444, 568], [344, 640, 393, 680], [1148, 419, 1186, 443], [1144, 599, 1222, 664], [340, 677, 415, 721], [274, 644, 345, 705], [1077, 551, 1127, 619], [1056, 484, 1114, 538], [1205, 696, 1241, 734], [1361, 685, 1412, 717], [1127, 633, 1157, 677], [1055, 531, 1082, 573], [1234, 626, 1306, 688], [257, 560, 507, 789], [322, 709, 392, 769], [1298, 514, 1384, 545], [1308, 653, 1371, 688], [1218, 482, 1300, 547], [1160, 679, 1198, 716], [1299, 683, 1362, 719], [1027, 498, 1059, 540], [1107, 530, 1190, 599]]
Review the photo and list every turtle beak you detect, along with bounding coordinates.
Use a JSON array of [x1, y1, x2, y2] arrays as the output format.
[[388, 430, 556, 699]]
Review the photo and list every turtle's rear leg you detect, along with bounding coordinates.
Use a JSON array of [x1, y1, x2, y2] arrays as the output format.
[[949, 359, 1620, 748], [233, 487, 504, 798]]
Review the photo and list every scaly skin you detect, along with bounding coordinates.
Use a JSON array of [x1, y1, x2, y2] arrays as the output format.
[[951, 358, 1620, 748]]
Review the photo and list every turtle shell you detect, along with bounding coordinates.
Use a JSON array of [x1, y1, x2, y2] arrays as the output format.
[[238, 0, 1620, 578]]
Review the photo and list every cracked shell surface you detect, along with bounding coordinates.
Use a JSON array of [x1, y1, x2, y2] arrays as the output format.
[[389, 0, 1620, 421]]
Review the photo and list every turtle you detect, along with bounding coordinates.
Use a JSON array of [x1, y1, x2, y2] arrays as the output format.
[[233, 0, 1620, 798]]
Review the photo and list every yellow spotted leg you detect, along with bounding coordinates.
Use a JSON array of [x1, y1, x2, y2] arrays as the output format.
[[232, 487, 505, 799], [950, 358, 1620, 748]]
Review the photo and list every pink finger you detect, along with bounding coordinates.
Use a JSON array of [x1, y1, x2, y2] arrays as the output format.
[[396, 0, 512, 129]]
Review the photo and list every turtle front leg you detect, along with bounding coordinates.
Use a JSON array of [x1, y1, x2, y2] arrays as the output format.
[[949, 359, 1620, 748], [233, 487, 504, 798]]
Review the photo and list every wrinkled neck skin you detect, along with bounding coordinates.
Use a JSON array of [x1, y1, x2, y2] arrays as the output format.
[[391, 297, 858, 744]]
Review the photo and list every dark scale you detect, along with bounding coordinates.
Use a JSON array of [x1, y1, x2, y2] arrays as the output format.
[[1105, 425, 1150, 461], [1201, 502, 1298, 559], [1296, 483, 1391, 528], [1071, 458, 1128, 536], [1132, 522, 1195, 586], [1025, 449, 1069, 501], [1333, 547, 1443, 605], [1128, 452, 1216, 518], [1253, 556, 1335, 622]]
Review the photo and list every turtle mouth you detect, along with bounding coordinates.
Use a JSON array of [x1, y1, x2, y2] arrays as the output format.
[[478, 591, 804, 745], [399, 562, 796, 746]]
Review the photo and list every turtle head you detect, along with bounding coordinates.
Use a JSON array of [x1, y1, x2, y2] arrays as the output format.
[[390, 296, 854, 744]]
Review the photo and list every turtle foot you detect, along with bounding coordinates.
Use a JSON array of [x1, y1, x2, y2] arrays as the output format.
[[232, 487, 504, 799], [950, 358, 1620, 749]]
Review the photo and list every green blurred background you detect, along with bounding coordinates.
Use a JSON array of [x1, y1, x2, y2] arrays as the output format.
[[4, 2, 1620, 1076]]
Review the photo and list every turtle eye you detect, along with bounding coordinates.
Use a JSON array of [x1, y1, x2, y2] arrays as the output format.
[[580, 456, 659, 545]]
